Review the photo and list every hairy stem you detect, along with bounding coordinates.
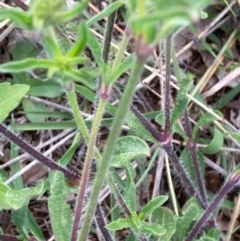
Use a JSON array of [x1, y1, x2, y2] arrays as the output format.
[[95, 204, 114, 241], [185, 171, 240, 241], [183, 110, 208, 208], [71, 93, 108, 241], [163, 141, 205, 208], [164, 36, 172, 135], [0, 124, 79, 183], [102, 0, 116, 63], [78, 57, 145, 241]]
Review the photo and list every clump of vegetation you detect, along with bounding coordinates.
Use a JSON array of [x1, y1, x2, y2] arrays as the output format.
[[0, 0, 240, 241]]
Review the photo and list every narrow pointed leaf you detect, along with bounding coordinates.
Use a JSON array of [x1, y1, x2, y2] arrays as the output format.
[[87, 1, 124, 26], [0, 9, 32, 29], [140, 196, 168, 221], [0, 58, 54, 73], [48, 172, 72, 241], [67, 23, 87, 57], [106, 218, 133, 231]]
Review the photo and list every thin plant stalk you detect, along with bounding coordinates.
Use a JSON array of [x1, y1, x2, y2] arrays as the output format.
[[164, 36, 172, 135], [102, 0, 116, 63], [65, 82, 90, 142], [65, 81, 101, 160], [78, 57, 146, 241], [0, 124, 79, 182], [183, 110, 208, 208], [71, 8, 117, 239], [71, 93, 108, 241], [185, 171, 240, 241]]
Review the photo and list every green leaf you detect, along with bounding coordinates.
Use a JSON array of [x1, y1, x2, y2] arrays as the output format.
[[60, 0, 89, 23], [109, 55, 135, 84], [0, 58, 55, 73], [192, 114, 216, 138], [86, 29, 105, 70], [140, 196, 168, 221], [111, 136, 150, 168], [12, 205, 29, 240], [0, 8, 32, 29], [0, 83, 29, 123], [75, 85, 96, 102], [27, 79, 64, 98], [127, 111, 156, 143], [0, 181, 45, 210], [59, 133, 81, 166], [87, 1, 124, 27], [180, 148, 206, 197], [67, 23, 87, 57], [48, 172, 72, 241], [175, 197, 203, 240], [64, 68, 96, 89], [141, 223, 166, 236], [106, 218, 134, 231], [201, 127, 224, 154], [170, 74, 192, 127], [151, 207, 176, 241], [12, 39, 38, 61], [27, 209, 45, 241], [124, 165, 137, 211], [22, 98, 48, 123]]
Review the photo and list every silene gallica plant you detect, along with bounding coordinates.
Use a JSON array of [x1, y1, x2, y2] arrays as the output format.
[[0, 0, 239, 241]]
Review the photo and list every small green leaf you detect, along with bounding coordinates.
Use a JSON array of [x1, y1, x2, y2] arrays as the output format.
[[0, 8, 32, 29], [87, 1, 124, 27], [111, 136, 150, 168], [141, 223, 166, 236], [48, 172, 72, 241], [22, 99, 48, 123], [27, 79, 64, 98], [127, 111, 156, 143], [0, 181, 46, 210], [87, 29, 105, 70], [75, 85, 95, 102], [192, 114, 216, 138], [64, 69, 96, 89], [151, 207, 176, 241], [0, 83, 29, 123], [175, 197, 203, 240], [109, 55, 135, 84], [59, 133, 81, 166], [67, 23, 87, 57], [201, 127, 224, 154], [106, 218, 134, 231], [140, 196, 168, 221], [170, 74, 192, 127], [0, 58, 55, 73], [60, 0, 89, 23], [124, 165, 137, 211]]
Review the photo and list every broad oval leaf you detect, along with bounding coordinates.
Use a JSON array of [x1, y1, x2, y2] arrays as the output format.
[[111, 136, 150, 168], [151, 207, 176, 241], [0, 83, 29, 123]]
